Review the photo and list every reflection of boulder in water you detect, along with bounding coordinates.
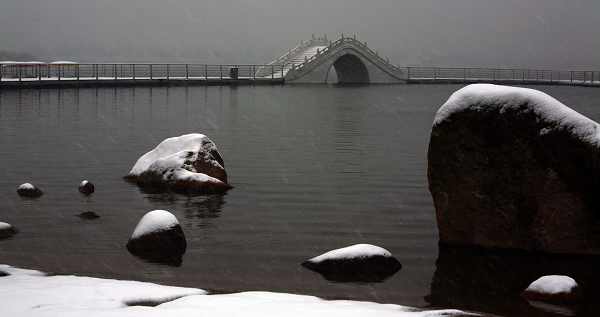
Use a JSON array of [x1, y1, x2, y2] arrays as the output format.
[[184, 194, 226, 219], [302, 244, 402, 283], [428, 245, 600, 316]]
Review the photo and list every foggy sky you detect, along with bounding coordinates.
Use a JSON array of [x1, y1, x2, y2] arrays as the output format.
[[1, 0, 599, 69]]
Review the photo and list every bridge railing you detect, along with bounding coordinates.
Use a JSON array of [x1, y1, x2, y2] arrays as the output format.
[[290, 36, 404, 79], [406, 67, 600, 84], [0, 63, 286, 83]]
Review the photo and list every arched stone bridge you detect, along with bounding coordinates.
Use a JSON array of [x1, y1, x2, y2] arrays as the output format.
[[258, 35, 406, 84]]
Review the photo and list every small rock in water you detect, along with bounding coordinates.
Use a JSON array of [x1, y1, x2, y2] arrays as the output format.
[[78, 180, 95, 195], [0, 222, 17, 239], [16, 183, 43, 198], [522, 275, 581, 304], [126, 210, 186, 265], [302, 244, 402, 283], [77, 211, 100, 220]]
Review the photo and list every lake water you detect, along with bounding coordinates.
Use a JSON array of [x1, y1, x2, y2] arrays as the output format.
[[1, 84, 599, 316]]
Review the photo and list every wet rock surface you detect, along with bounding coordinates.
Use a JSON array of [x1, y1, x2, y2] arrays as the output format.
[[127, 134, 231, 195], [0, 222, 17, 239], [126, 210, 186, 266], [302, 244, 402, 283], [428, 84, 600, 254], [78, 180, 95, 195], [16, 183, 43, 198]]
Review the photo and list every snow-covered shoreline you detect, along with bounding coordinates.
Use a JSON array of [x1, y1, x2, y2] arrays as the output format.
[[0, 264, 475, 317]]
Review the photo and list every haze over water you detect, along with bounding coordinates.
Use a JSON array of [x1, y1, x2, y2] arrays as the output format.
[[1, 84, 600, 315]]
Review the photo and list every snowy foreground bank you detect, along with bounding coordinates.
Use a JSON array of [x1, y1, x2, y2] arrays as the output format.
[[0, 264, 474, 317]]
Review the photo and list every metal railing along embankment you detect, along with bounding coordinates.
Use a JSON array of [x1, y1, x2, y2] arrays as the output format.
[[406, 67, 600, 86], [0, 63, 286, 88]]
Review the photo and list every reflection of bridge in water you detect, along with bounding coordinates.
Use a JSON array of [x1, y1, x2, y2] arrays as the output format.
[[1, 34, 599, 88]]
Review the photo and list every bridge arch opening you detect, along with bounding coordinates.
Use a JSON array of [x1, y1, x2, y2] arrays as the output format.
[[328, 54, 370, 84]]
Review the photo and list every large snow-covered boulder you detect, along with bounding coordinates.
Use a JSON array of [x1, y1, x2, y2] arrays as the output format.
[[302, 244, 402, 282], [16, 183, 43, 198], [428, 84, 600, 254], [126, 210, 186, 263], [522, 275, 581, 304], [126, 134, 231, 194], [0, 222, 17, 239]]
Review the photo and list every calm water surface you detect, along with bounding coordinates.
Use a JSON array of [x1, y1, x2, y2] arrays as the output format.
[[1, 84, 599, 316]]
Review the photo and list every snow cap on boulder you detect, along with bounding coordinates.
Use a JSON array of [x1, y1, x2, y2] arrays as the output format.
[[522, 275, 580, 304], [127, 134, 231, 194], [16, 183, 43, 197], [434, 84, 600, 145], [127, 210, 186, 265], [302, 244, 402, 282]]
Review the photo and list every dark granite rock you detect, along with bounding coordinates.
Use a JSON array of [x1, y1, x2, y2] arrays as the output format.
[[126, 134, 231, 195], [302, 244, 402, 283], [16, 183, 43, 198], [428, 84, 600, 254], [0, 222, 17, 239], [78, 180, 95, 195], [126, 210, 186, 265]]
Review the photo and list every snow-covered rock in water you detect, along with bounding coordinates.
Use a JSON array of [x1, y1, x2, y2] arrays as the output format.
[[522, 275, 581, 304], [126, 134, 231, 194], [126, 210, 186, 264], [79, 180, 95, 195], [0, 264, 476, 317], [16, 183, 43, 197], [0, 222, 17, 239], [302, 244, 402, 282], [428, 84, 600, 254]]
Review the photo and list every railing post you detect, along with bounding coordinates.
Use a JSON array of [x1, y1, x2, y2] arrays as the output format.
[[433, 68, 437, 80], [281, 65, 284, 79], [407, 67, 411, 81], [114, 64, 117, 80], [150, 64, 153, 80], [570, 71, 574, 83], [253, 65, 256, 80], [57, 65, 61, 81], [133, 64, 136, 80], [77, 65, 80, 81], [205, 64, 208, 80], [220, 65, 223, 80], [95, 64, 99, 80], [38, 64, 42, 81], [185, 64, 189, 80], [167, 64, 170, 80]]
